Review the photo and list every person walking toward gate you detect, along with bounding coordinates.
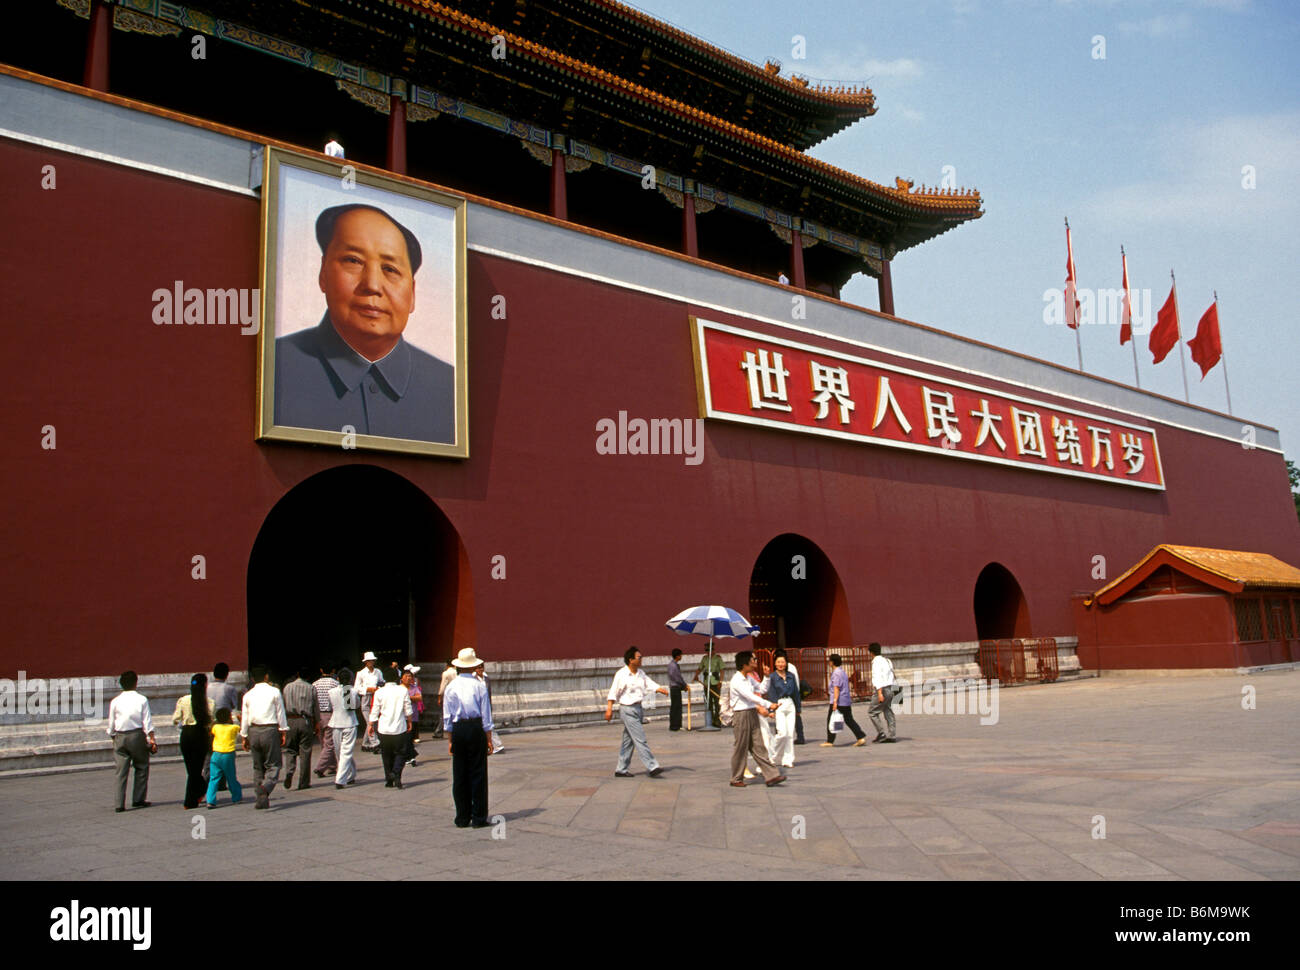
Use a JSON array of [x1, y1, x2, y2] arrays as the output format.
[[328, 666, 361, 788], [282, 666, 319, 790], [240, 666, 288, 809], [106, 670, 157, 812], [443, 648, 494, 828], [172, 672, 212, 809], [822, 653, 867, 747], [312, 663, 340, 778], [605, 646, 669, 777]]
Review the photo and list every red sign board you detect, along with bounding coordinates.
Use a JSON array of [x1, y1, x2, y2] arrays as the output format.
[[692, 319, 1164, 489]]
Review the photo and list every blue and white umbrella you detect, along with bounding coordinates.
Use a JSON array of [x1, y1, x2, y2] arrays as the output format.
[[665, 605, 760, 640], [666, 606, 758, 731]]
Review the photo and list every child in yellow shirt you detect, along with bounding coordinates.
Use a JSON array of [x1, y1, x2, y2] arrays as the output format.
[[205, 708, 243, 808]]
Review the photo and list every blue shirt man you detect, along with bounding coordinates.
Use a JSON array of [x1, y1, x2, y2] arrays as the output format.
[[443, 649, 494, 828]]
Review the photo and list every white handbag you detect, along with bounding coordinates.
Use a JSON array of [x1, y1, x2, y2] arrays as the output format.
[[828, 709, 845, 733]]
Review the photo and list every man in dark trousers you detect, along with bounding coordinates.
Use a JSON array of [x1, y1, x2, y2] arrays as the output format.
[[442, 647, 494, 828], [282, 666, 319, 790], [667, 648, 687, 731]]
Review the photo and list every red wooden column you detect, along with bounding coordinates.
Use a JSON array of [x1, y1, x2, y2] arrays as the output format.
[[83, 0, 112, 92], [550, 148, 567, 220], [386, 95, 407, 175], [789, 232, 807, 289], [878, 259, 896, 316], [681, 192, 698, 258]]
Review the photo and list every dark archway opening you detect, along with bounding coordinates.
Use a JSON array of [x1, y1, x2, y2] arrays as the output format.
[[973, 562, 1031, 640], [247, 465, 470, 683], [748, 534, 852, 651]]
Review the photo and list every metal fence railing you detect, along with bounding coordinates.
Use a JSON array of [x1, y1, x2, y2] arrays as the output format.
[[977, 638, 1059, 684], [753, 645, 875, 702]]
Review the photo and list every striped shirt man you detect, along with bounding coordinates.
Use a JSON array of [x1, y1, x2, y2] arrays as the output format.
[[282, 677, 318, 720]]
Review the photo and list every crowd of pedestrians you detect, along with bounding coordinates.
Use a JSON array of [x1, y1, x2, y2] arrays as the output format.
[[108, 644, 900, 818], [107, 648, 499, 823]]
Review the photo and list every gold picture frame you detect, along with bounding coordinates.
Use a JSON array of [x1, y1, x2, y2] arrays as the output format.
[[256, 147, 468, 458]]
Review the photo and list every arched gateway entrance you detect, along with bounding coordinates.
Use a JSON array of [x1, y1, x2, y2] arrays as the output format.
[[246, 466, 472, 682], [973, 562, 1031, 640], [748, 534, 852, 650]]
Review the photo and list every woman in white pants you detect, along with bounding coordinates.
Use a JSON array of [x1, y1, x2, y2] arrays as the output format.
[[764, 653, 800, 768], [328, 669, 361, 788]]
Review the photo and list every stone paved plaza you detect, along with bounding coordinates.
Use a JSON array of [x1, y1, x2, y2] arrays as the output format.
[[2, 670, 1298, 881]]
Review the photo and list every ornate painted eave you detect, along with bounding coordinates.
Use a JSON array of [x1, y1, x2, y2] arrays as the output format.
[[396, 1, 981, 221], [397, 0, 875, 148]]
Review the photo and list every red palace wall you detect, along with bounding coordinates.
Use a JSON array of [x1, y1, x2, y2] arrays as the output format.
[[5, 136, 1300, 678]]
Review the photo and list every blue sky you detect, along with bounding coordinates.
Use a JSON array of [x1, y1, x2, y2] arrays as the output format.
[[633, 0, 1300, 461]]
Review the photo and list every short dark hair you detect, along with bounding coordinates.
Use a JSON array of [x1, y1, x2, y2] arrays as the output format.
[[299, 666, 315, 681], [671, 648, 682, 660], [212, 662, 229, 680], [735, 650, 753, 670], [119, 670, 137, 691], [315, 204, 423, 274], [623, 646, 640, 665], [829, 653, 842, 666], [772, 648, 787, 659], [250, 665, 268, 683], [215, 707, 233, 724], [868, 642, 882, 655]]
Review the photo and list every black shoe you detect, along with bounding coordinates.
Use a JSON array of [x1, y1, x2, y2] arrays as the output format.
[[881, 737, 897, 743], [793, 740, 807, 745], [115, 807, 125, 813], [454, 820, 470, 828], [648, 767, 664, 777], [346, 779, 356, 786], [872, 734, 887, 743], [283, 777, 293, 790], [385, 780, 394, 788], [131, 801, 151, 809], [394, 781, 403, 790], [470, 819, 491, 828], [335, 783, 345, 790], [614, 771, 633, 777]]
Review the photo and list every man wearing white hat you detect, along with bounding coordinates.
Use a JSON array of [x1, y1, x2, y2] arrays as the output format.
[[353, 652, 384, 753], [442, 647, 494, 828]]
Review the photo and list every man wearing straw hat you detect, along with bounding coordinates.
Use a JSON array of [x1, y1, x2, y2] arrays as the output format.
[[353, 652, 384, 753], [442, 647, 494, 828]]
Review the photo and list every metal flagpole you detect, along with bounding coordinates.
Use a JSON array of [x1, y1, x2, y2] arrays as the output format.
[[1171, 270, 1189, 403], [698, 633, 719, 731], [1216, 290, 1233, 413], [1123, 246, 1140, 388]]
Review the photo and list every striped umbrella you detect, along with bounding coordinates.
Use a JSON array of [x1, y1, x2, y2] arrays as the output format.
[[665, 605, 758, 732], [664, 605, 760, 640]]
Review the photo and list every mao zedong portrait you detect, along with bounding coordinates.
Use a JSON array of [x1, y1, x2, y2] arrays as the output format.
[[274, 204, 455, 444]]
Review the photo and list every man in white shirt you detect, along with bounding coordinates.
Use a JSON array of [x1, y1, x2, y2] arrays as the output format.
[[240, 666, 289, 810], [443, 648, 495, 828], [867, 642, 898, 743], [106, 670, 157, 812], [327, 667, 361, 788], [354, 652, 385, 752], [368, 666, 414, 788], [728, 651, 786, 788], [604, 646, 670, 778]]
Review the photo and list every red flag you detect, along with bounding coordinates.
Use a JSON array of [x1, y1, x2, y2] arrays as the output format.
[[1188, 301, 1222, 379], [1149, 282, 1180, 364], [1064, 224, 1080, 330], [1119, 250, 1132, 345]]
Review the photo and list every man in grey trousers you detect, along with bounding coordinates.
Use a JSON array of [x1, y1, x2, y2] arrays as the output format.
[[603, 646, 669, 778], [240, 666, 288, 810], [105, 670, 158, 812]]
